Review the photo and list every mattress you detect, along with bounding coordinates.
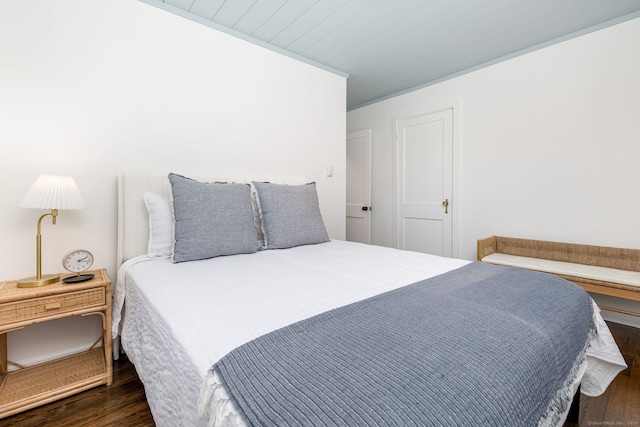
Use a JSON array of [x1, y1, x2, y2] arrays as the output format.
[[113, 240, 626, 427]]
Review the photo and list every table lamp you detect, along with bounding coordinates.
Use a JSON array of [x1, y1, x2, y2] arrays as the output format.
[[17, 175, 87, 287]]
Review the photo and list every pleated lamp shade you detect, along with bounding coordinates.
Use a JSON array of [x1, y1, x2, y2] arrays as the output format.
[[19, 175, 87, 210]]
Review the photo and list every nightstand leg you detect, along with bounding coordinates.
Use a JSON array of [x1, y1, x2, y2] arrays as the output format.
[[0, 334, 6, 375], [97, 311, 113, 385]]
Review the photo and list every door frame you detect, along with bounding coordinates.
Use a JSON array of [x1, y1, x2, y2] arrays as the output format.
[[346, 129, 372, 244], [392, 102, 460, 258]]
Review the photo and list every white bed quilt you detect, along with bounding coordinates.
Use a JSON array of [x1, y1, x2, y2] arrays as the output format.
[[113, 240, 626, 427]]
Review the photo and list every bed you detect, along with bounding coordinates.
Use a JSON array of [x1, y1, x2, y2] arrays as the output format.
[[113, 173, 627, 427]]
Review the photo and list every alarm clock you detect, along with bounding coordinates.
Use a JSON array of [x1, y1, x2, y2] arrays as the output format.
[[62, 249, 95, 284]]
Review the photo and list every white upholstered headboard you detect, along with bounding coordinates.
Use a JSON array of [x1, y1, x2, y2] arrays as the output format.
[[116, 173, 308, 267]]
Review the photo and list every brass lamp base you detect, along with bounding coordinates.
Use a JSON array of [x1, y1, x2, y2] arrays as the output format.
[[17, 274, 60, 288]]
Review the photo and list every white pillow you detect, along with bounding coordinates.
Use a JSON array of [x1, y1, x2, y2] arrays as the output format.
[[143, 192, 174, 257]]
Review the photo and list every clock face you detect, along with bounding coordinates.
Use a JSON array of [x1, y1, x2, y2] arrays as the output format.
[[63, 249, 94, 273]]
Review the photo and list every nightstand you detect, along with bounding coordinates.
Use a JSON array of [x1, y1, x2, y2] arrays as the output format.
[[0, 269, 112, 418]]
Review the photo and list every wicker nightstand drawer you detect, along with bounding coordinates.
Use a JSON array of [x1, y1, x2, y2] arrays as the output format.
[[0, 288, 105, 326]]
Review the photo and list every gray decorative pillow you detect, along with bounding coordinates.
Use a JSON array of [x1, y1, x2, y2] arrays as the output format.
[[253, 181, 330, 249], [169, 173, 259, 262]]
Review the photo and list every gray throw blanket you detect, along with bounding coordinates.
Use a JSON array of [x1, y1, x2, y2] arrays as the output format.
[[212, 262, 595, 426]]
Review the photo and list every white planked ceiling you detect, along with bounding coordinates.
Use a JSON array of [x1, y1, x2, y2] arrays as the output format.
[[144, 0, 640, 110]]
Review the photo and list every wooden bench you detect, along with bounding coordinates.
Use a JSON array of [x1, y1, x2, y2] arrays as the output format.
[[477, 236, 640, 317]]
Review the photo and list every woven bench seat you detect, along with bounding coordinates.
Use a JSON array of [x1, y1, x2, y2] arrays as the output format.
[[478, 236, 640, 317]]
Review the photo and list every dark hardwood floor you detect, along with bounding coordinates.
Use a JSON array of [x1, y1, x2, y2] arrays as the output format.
[[1, 321, 638, 426], [578, 321, 640, 426]]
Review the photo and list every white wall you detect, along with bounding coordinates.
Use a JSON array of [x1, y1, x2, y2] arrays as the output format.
[[0, 0, 346, 364], [348, 17, 640, 326]]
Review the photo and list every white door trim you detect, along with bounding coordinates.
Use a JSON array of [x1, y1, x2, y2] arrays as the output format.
[[346, 129, 372, 244]]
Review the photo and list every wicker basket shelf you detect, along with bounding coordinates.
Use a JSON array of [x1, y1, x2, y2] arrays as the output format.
[[0, 348, 106, 417]]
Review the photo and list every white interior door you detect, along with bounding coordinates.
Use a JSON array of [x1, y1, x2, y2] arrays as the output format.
[[346, 129, 372, 244], [394, 108, 453, 256]]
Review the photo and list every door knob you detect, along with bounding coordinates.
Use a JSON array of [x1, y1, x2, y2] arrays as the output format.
[[442, 199, 449, 214], [362, 206, 371, 211]]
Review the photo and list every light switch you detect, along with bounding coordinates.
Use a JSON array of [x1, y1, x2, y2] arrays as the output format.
[[325, 164, 334, 177]]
